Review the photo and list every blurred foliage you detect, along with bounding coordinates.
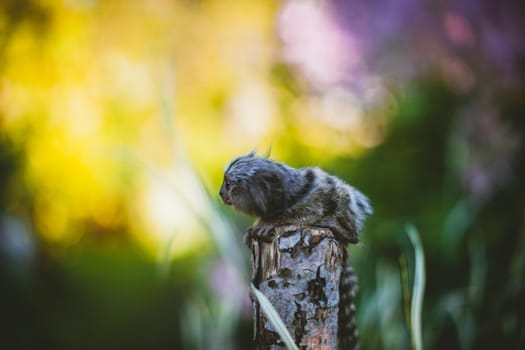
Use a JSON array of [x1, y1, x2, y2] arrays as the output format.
[[0, 0, 524, 349]]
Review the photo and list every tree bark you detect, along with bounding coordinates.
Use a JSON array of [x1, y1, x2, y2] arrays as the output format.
[[249, 225, 346, 350]]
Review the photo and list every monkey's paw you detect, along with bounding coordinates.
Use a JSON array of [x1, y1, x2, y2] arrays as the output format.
[[249, 222, 276, 242]]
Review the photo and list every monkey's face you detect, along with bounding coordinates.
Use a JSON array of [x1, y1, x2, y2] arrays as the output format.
[[219, 172, 256, 215], [220, 154, 286, 219], [219, 175, 234, 205]]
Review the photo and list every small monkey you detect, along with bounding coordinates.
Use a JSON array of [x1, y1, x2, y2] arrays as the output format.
[[219, 151, 372, 244]]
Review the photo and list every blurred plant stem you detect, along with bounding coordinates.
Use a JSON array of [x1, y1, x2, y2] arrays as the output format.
[[405, 225, 426, 350]]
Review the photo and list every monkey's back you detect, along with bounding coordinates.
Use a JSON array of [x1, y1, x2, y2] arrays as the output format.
[[276, 167, 368, 244]]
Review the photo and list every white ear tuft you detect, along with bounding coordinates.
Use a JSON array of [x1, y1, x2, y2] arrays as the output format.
[[263, 145, 272, 158]]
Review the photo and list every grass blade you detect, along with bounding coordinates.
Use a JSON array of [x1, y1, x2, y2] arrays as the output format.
[[250, 284, 299, 350], [399, 254, 412, 331], [406, 224, 426, 350]]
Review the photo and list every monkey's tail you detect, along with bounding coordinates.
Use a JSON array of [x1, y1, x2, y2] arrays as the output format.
[[338, 263, 360, 350]]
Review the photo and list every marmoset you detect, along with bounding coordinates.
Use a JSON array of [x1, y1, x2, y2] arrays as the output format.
[[219, 151, 372, 244], [220, 151, 372, 350]]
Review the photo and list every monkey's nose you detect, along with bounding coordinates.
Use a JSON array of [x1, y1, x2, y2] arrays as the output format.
[[220, 188, 232, 205]]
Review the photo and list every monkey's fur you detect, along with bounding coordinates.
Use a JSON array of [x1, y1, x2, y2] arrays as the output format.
[[220, 151, 372, 350], [220, 151, 372, 244]]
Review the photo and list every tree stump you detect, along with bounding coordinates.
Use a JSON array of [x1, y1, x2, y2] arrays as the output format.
[[249, 225, 346, 350]]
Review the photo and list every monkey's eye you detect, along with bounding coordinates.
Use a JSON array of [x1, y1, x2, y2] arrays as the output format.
[[224, 177, 230, 188]]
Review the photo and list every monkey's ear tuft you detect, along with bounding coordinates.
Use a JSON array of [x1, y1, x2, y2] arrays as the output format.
[[263, 145, 272, 158]]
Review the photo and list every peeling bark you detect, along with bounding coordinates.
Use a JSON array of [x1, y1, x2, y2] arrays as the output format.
[[250, 225, 345, 350]]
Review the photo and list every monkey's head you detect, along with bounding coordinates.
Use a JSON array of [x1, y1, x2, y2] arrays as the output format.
[[220, 151, 286, 219]]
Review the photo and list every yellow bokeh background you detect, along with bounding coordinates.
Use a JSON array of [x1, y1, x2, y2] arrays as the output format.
[[1, 1, 276, 251], [1, 0, 381, 256]]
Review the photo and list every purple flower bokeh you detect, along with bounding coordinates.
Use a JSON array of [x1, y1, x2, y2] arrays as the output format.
[[278, 0, 525, 91], [210, 261, 251, 314], [278, 1, 363, 89], [278, 0, 523, 196]]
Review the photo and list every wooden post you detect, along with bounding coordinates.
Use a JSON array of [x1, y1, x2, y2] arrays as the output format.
[[249, 225, 346, 350]]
